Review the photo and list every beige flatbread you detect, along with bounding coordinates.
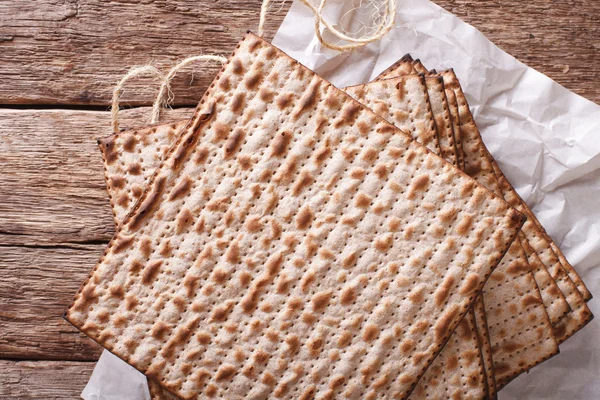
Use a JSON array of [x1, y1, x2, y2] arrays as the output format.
[[376, 54, 419, 79], [381, 58, 583, 325], [424, 76, 459, 168], [379, 58, 468, 178], [381, 59, 563, 386], [493, 161, 593, 306], [488, 158, 593, 346], [377, 55, 426, 78], [411, 60, 429, 75], [103, 73, 489, 400], [473, 297, 497, 399], [354, 65, 492, 398], [345, 77, 488, 400], [520, 237, 569, 322], [100, 121, 187, 228], [437, 69, 589, 386], [445, 89, 466, 171], [68, 33, 525, 400], [551, 242, 592, 302], [385, 62, 540, 395], [344, 75, 440, 156], [426, 69, 496, 399], [442, 71, 558, 389], [409, 311, 488, 400], [443, 68, 592, 337], [420, 72, 497, 399]]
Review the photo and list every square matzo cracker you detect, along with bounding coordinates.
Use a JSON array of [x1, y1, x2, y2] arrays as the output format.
[[68, 33, 524, 399], [101, 73, 490, 400]]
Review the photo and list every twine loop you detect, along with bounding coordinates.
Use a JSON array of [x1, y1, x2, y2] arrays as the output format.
[[150, 55, 227, 124], [111, 65, 164, 132]]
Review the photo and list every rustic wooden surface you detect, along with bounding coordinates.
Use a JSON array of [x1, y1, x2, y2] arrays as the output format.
[[0, 361, 95, 399], [1, 0, 598, 398]]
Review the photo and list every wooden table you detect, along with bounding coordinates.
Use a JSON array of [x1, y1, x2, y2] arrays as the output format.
[[1, 1, 598, 397]]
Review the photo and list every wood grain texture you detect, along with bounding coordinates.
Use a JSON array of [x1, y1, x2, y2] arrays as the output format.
[[0, 1, 599, 106], [0, 107, 193, 246], [0, 244, 104, 360], [0, 0, 289, 106], [0, 360, 95, 399], [0, 107, 190, 362]]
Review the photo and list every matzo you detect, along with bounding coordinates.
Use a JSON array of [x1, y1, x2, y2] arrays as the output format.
[[99, 121, 189, 228], [424, 76, 459, 168], [377, 58, 467, 171], [102, 73, 488, 400], [375, 54, 418, 80], [439, 70, 560, 388], [441, 69, 588, 326], [345, 77, 488, 399], [344, 75, 440, 156], [436, 68, 560, 383], [411, 60, 429, 75], [488, 158, 593, 345], [382, 59, 568, 325], [103, 73, 488, 400], [441, 68, 592, 341], [446, 82, 569, 325], [473, 298, 497, 399], [409, 311, 488, 400], [68, 33, 525, 400], [550, 242, 592, 302], [376, 63, 494, 397], [445, 89, 466, 171]]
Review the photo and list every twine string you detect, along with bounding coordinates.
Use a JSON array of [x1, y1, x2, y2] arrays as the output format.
[[150, 55, 227, 124], [258, 0, 272, 36], [304, 0, 397, 51], [111, 65, 164, 133]]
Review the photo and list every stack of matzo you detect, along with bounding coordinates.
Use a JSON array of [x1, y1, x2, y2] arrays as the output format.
[[67, 32, 593, 399]]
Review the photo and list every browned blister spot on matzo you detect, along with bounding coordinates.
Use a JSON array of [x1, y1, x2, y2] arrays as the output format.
[[85, 35, 525, 400], [334, 102, 362, 128], [109, 175, 125, 190], [244, 71, 262, 90], [292, 170, 314, 196], [212, 122, 229, 143], [295, 205, 313, 230], [271, 131, 292, 157], [459, 274, 480, 296], [168, 176, 193, 201], [141, 260, 162, 285], [127, 162, 142, 175], [224, 127, 245, 158], [112, 235, 134, 254], [231, 92, 246, 114], [293, 79, 320, 120], [434, 275, 455, 306], [122, 134, 137, 152]]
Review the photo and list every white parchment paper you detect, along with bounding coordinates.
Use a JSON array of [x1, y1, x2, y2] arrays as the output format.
[[81, 350, 151, 400], [84, 0, 599, 398]]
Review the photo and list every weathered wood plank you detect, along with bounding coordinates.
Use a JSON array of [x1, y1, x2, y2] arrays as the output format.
[[0, 360, 95, 399], [0, 0, 289, 106], [0, 1, 599, 107], [0, 244, 104, 360], [0, 107, 193, 246]]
